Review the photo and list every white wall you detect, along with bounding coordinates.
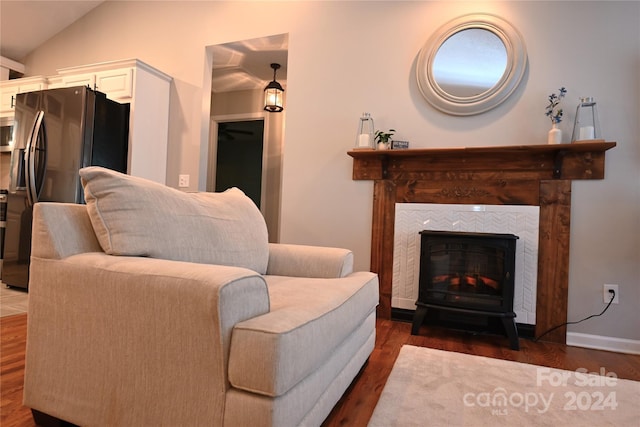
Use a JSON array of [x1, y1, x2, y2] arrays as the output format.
[[20, 1, 639, 342]]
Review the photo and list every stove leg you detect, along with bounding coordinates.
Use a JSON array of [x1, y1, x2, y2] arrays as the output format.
[[501, 317, 520, 350], [411, 305, 428, 335]]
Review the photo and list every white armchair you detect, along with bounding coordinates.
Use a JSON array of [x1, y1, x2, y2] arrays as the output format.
[[23, 168, 378, 427]]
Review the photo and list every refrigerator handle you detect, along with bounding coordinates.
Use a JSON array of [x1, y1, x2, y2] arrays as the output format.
[[23, 112, 39, 205], [25, 110, 45, 207]]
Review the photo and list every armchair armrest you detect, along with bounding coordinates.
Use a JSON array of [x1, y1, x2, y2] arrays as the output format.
[[266, 243, 354, 278], [24, 253, 269, 426], [32, 202, 103, 259]]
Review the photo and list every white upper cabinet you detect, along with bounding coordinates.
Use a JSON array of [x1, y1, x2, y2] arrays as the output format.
[[95, 68, 133, 99], [57, 67, 133, 100], [1, 59, 172, 184], [60, 73, 95, 90], [0, 77, 48, 116]]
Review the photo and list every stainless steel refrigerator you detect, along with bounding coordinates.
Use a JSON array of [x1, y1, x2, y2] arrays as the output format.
[[2, 86, 129, 289]]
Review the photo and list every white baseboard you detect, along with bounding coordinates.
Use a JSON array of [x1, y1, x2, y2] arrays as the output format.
[[566, 332, 640, 355]]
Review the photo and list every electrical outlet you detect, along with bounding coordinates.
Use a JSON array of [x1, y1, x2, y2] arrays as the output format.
[[603, 284, 619, 304], [178, 174, 189, 188]]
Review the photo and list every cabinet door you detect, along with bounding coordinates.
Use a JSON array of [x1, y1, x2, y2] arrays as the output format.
[[62, 73, 96, 89], [0, 86, 18, 115], [1, 80, 47, 116], [45, 75, 63, 90], [96, 68, 133, 99], [18, 82, 46, 94]]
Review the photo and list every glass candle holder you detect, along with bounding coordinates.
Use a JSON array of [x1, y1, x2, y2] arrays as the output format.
[[571, 97, 600, 142], [355, 112, 375, 149]]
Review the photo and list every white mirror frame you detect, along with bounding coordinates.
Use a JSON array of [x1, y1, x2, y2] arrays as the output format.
[[416, 14, 528, 116]]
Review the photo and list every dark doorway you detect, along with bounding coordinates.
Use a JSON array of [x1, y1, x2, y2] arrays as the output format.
[[215, 120, 264, 208]]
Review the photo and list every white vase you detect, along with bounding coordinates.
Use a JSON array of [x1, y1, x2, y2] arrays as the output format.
[[548, 124, 562, 144], [377, 142, 390, 150]]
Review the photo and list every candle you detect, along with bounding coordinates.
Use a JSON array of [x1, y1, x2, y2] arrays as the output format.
[[579, 126, 595, 140], [358, 134, 370, 147]]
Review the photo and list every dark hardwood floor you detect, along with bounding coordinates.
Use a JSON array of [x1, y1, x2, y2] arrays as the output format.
[[3, 313, 639, 427], [324, 319, 640, 426], [1, 314, 32, 427]]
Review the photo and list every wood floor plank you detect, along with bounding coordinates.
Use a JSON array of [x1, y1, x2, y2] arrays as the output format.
[[2, 314, 639, 427], [1, 314, 31, 427]]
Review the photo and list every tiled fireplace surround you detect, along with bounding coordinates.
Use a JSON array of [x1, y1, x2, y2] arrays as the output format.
[[348, 142, 615, 343], [393, 203, 539, 325]]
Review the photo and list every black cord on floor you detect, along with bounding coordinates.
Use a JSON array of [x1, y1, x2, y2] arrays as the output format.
[[533, 290, 616, 342]]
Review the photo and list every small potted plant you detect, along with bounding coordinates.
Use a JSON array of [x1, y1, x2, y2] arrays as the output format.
[[375, 129, 395, 150]]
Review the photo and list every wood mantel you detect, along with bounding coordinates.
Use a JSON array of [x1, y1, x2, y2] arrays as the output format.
[[348, 142, 616, 343]]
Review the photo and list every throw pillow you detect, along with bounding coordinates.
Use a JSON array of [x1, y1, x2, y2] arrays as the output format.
[[79, 166, 269, 274]]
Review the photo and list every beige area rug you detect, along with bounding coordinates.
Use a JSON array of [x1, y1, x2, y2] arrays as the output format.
[[369, 345, 639, 427]]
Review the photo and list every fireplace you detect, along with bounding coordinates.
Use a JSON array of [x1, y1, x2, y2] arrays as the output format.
[[411, 231, 520, 350], [348, 142, 616, 343]]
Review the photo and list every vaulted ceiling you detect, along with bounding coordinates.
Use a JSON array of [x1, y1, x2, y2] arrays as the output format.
[[0, 1, 104, 62], [0, 1, 287, 93]]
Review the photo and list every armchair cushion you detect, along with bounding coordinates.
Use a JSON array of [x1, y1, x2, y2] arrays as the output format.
[[79, 167, 269, 274], [228, 271, 378, 397]]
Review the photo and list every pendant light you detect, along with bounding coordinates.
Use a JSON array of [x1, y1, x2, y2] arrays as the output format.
[[264, 63, 284, 112]]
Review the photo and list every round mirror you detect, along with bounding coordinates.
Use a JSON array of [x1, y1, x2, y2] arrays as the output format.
[[432, 28, 507, 98], [417, 14, 527, 116]]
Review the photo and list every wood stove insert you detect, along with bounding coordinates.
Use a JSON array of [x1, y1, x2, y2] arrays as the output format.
[[411, 230, 520, 350]]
